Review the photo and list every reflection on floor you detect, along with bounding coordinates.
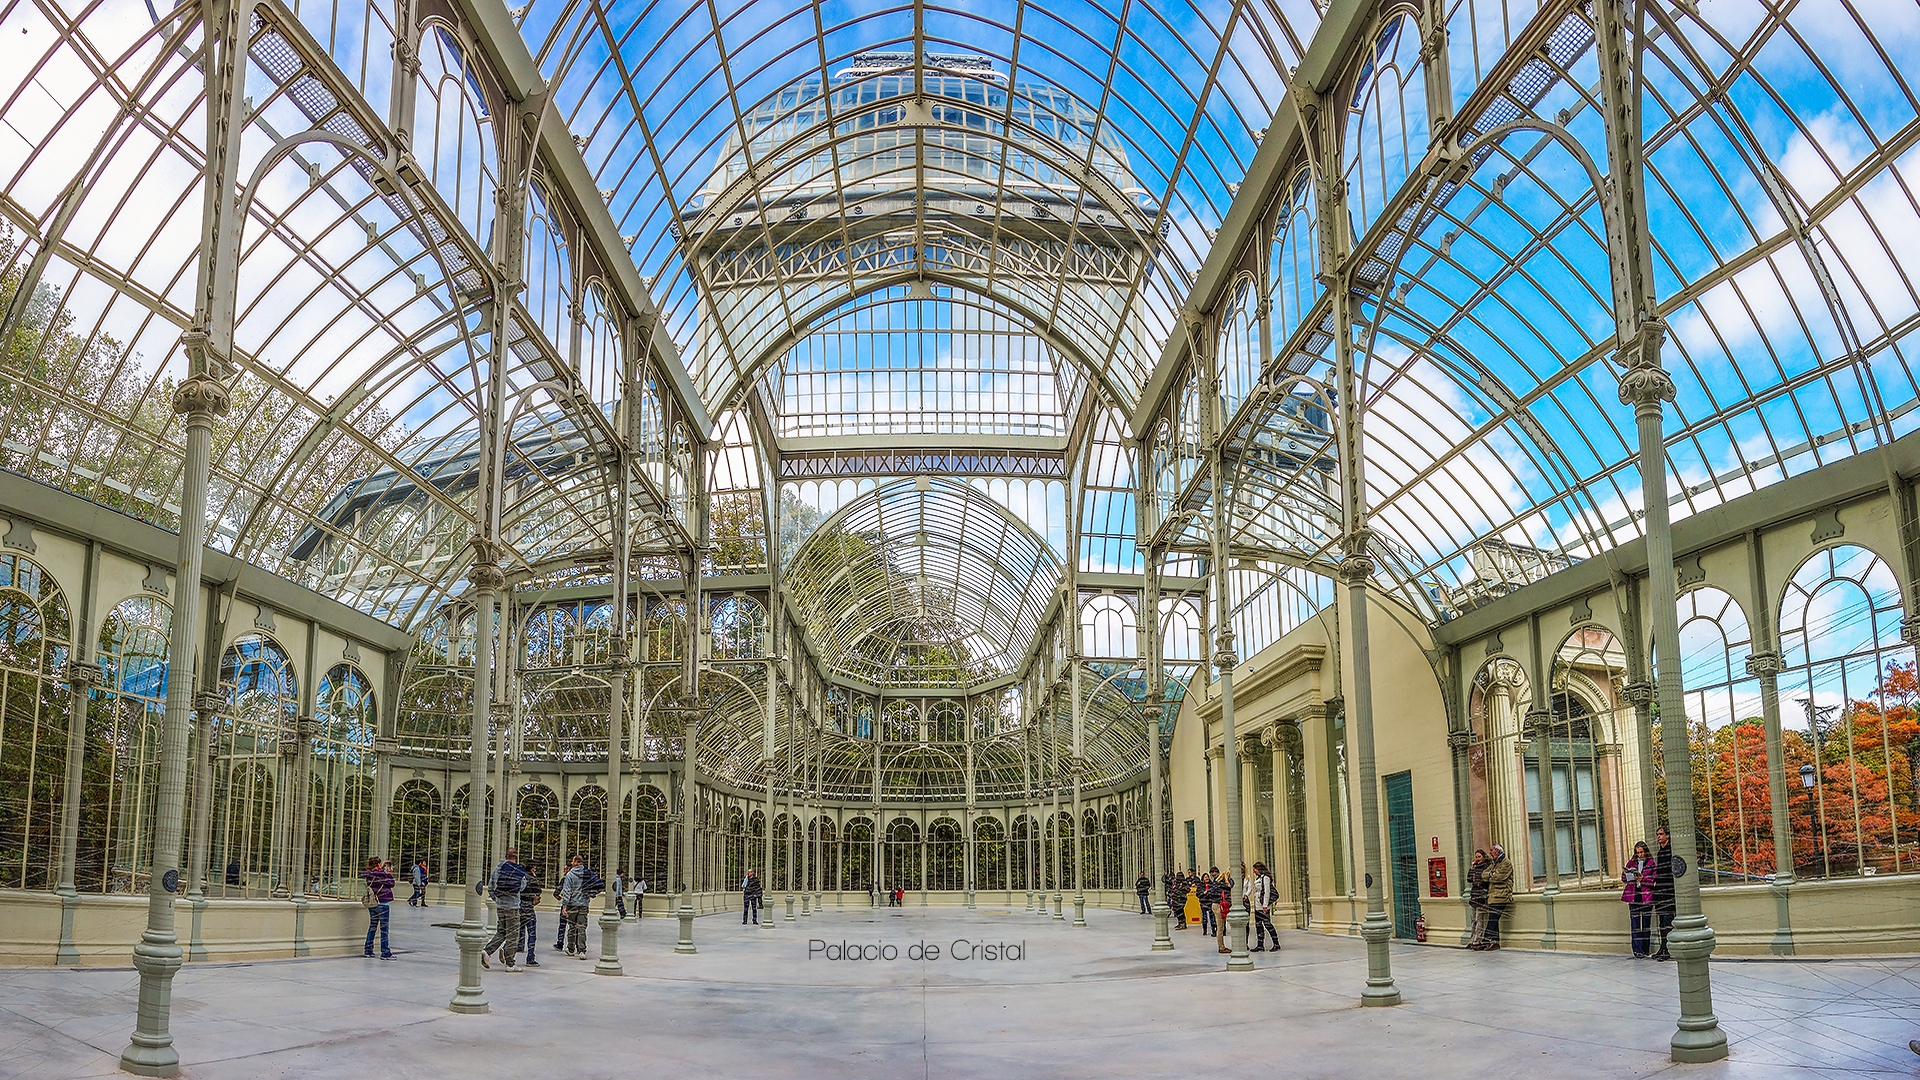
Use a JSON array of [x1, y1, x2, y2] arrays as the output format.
[[2, 902, 1915, 1079]]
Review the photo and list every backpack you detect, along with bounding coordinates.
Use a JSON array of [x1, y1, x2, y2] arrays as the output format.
[[582, 869, 606, 898]]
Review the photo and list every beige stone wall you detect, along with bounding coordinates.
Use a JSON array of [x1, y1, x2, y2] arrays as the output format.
[[1167, 586, 1453, 934], [1362, 874, 1920, 957], [0, 892, 370, 966]]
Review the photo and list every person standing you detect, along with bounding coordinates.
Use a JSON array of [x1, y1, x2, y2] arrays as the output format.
[[1197, 869, 1218, 937], [1652, 825, 1680, 961], [1466, 849, 1489, 948], [1249, 862, 1278, 952], [634, 877, 647, 919], [360, 857, 395, 960], [1214, 869, 1232, 955], [742, 869, 764, 924], [557, 856, 590, 958], [612, 869, 628, 920], [481, 849, 528, 971], [1135, 872, 1152, 915], [519, 866, 544, 967], [1475, 845, 1513, 950], [1622, 840, 1659, 958]]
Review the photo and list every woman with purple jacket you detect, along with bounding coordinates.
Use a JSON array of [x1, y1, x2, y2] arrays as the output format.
[[1622, 841, 1658, 958], [361, 857, 396, 960]]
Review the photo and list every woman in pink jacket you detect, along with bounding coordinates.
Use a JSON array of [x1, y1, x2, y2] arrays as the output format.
[[1622, 840, 1659, 958]]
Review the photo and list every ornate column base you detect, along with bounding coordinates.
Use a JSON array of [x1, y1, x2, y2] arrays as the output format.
[[1072, 892, 1086, 927], [785, 893, 796, 921], [1052, 892, 1064, 920], [594, 908, 623, 976], [1359, 911, 1402, 1007], [675, 896, 698, 955], [1769, 876, 1795, 956], [760, 899, 777, 930], [801, 893, 811, 917], [1151, 900, 1173, 951], [118, 930, 185, 1076], [448, 922, 489, 1014], [1666, 915, 1728, 1062], [1226, 909, 1253, 971], [185, 895, 208, 964], [1024, 890, 1033, 912], [56, 888, 81, 967]]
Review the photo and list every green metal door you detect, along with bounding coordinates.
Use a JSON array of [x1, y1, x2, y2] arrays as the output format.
[[1385, 771, 1419, 939]]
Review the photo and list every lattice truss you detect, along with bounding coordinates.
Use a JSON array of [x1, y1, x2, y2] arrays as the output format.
[[1144, 0, 1920, 627]]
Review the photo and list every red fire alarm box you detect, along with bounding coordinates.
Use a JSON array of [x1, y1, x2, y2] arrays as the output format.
[[1428, 857, 1448, 898]]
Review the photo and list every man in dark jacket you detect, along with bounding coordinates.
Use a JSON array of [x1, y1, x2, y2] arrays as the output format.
[[1653, 825, 1680, 961], [518, 867, 544, 967], [1168, 873, 1190, 930], [1135, 872, 1152, 915], [481, 849, 528, 971], [742, 869, 764, 924]]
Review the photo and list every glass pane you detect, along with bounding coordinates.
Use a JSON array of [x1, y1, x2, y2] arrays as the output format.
[[1574, 765, 1596, 812], [1524, 764, 1541, 814]]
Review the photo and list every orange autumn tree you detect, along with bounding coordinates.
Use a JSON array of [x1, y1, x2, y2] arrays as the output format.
[[1685, 661, 1920, 879], [1793, 660, 1920, 875]]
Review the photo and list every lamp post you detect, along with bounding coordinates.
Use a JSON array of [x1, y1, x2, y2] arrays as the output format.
[[1798, 699, 1836, 879], [1799, 763, 1819, 878]]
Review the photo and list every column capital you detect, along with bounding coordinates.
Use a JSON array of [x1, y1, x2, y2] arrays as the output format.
[[1522, 708, 1555, 737], [1615, 317, 1674, 410], [1205, 743, 1226, 761], [467, 536, 507, 590], [1743, 651, 1783, 678], [1446, 729, 1471, 751], [192, 689, 224, 718], [1620, 680, 1654, 708], [1901, 614, 1920, 649], [63, 660, 104, 689], [372, 736, 399, 755], [1260, 724, 1287, 750], [1337, 553, 1375, 584], [293, 713, 318, 737], [1212, 626, 1238, 670]]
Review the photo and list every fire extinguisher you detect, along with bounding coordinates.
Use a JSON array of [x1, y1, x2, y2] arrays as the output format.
[[1414, 913, 1428, 943]]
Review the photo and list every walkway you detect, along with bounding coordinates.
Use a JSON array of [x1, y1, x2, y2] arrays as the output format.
[[2, 903, 1915, 1078]]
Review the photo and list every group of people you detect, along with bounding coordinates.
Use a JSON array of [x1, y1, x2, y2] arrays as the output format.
[[1621, 826, 1680, 960], [471, 850, 613, 972], [1466, 825, 1684, 958], [1157, 864, 1281, 953]]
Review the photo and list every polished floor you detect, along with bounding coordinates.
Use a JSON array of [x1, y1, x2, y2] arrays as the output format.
[[2, 901, 1916, 1079]]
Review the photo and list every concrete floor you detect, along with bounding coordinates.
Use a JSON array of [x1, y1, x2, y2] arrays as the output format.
[[3, 902, 1916, 1079]]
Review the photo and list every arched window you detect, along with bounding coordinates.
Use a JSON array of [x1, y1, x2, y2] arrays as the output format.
[[710, 595, 768, 659], [1010, 814, 1039, 892], [0, 552, 72, 889], [388, 779, 442, 881], [623, 784, 668, 889], [1676, 587, 1767, 882], [309, 663, 377, 897], [567, 785, 608, 872], [973, 816, 1006, 891], [883, 817, 921, 891], [927, 818, 963, 890], [842, 817, 874, 891], [1778, 544, 1915, 877], [91, 596, 169, 893], [1080, 594, 1137, 660], [214, 633, 296, 893]]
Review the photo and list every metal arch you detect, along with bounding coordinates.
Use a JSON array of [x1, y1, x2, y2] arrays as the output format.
[[715, 274, 1117, 419]]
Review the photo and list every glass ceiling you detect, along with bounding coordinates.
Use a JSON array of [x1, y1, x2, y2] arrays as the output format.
[[786, 476, 1062, 689], [531, 0, 1311, 415], [4, 0, 1919, 664]]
